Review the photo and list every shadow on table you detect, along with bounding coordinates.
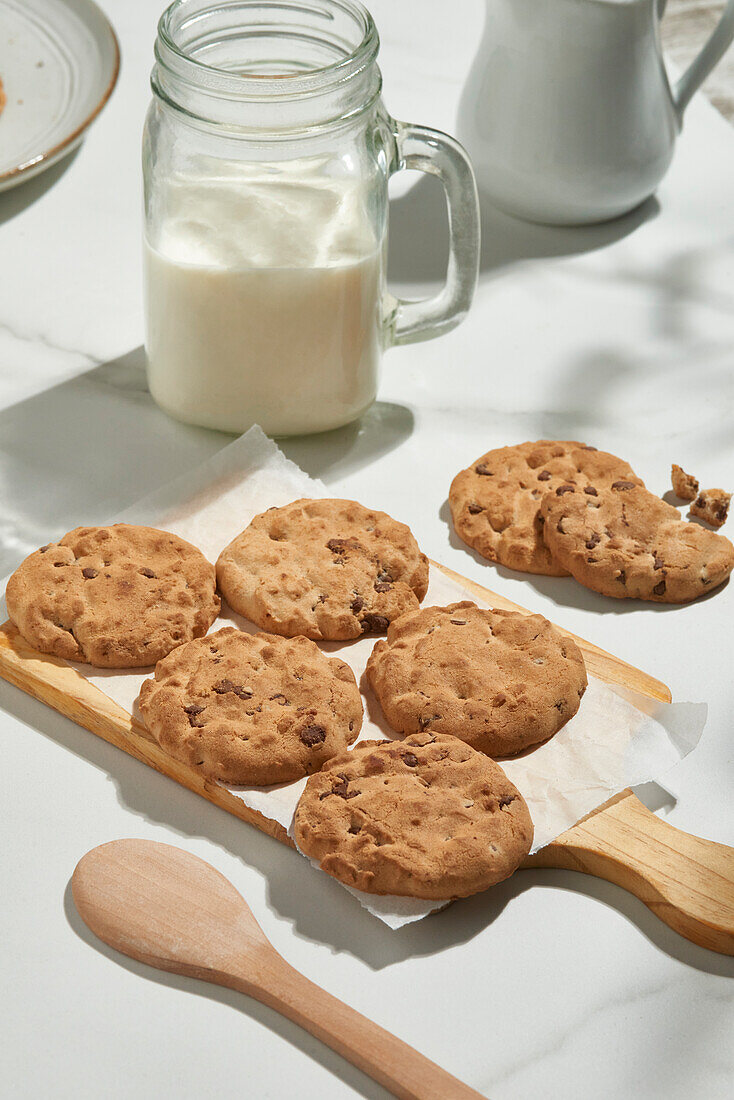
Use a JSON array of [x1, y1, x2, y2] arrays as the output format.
[[0, 346, 412, 576], [387, 172, 660, 284], [2, 677, 731, 981], [278, 401, 414, 484], [0, 348, 223, 576], [0, 147, 79, 227]]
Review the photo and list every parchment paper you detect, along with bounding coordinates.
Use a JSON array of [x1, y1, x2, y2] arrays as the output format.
[[3, 427, 707, 928]]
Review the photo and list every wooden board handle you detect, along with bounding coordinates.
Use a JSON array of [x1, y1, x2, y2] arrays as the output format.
[[526, 790, 734, 955]]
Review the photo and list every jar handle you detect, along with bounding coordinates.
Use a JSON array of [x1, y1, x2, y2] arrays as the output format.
[[387, 122, 480, 347], [670, 0, 734, 119]]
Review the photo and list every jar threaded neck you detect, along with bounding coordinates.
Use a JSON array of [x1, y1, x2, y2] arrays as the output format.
[[153, 0, 381, 133]]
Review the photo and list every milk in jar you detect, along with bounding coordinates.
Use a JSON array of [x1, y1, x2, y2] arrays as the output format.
[[144, 161, 385, 436]]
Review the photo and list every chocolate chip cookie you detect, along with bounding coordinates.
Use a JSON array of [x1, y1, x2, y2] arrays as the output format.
[[139, 627, 362, 785], [541, 481, 734, 601], [293, 732, 533, 899], [366, 602, 587, 757], [216, 498, 429, 641], [6, 524, 220, 667], [449, 440, 643, 575]]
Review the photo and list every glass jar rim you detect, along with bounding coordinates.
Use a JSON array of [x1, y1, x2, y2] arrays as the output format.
[[156, 0, 380, 103]]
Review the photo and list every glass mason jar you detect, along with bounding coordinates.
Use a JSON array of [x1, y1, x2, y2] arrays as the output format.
[[143, 0, 480, 436]]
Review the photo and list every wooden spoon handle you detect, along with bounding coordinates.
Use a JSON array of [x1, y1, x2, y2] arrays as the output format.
[[225, 956, 486, 1100], [525, 789, 734, 955]]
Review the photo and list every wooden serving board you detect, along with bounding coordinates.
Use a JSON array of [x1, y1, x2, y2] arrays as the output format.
[[1, 562, 733, 955]]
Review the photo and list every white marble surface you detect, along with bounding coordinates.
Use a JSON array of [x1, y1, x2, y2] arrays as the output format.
[[1, 2, 733, 1097]]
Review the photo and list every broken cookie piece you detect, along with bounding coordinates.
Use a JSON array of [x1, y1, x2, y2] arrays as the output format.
[[690, 489, 731, 530], [671, 464, 699, 502]]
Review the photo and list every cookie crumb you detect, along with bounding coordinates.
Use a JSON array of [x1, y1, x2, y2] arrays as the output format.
[[690, 489, 731, 529], [671, 464, 699, 502]]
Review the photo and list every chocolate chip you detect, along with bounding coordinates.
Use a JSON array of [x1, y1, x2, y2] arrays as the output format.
[[39, 545, 51, 553], [139, 567, 156, 578], [81, 567, 98, 579], [475, 463, 493, 476], [467, 502, 483, 514], [320, 772, 358, 800], [360, 613, 389, 634], [653, 578, 666, 596], [695, 495, 705, 508], [492, 693, 506, 707], [214, 679, 252, 699], [402, 752, 419, 767], [327, 538, 348, 553], [299, 724, 326, 747], [653, 555, 664, 571], [53, 561, 66, 568], [350, 596, 364, 614], [418, 715, 440, 730], [585, 533, 601, 550], [556, 485, 575, 495], [450, 619, 467, 625], [374, 582, 392, 593], [584, 486, 598, 496], [554, 701, 565, 712], [537, 470, 552, 481], [183, 704, 206, 727], [498, 795, 516, 808], [612, 481, 636, 491], [617, 569, 627, 584], [269, 693, 289, 705]]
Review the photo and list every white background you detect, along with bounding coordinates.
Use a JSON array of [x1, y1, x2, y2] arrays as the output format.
[[1, 1, 733, 1097]]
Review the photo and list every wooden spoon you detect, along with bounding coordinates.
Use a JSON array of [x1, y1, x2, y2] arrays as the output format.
[[71, 839, 485, 1100]]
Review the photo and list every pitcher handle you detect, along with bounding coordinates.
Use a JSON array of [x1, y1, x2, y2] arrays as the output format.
[[387, 122, 480, 347], [671, 0, 734, 119]]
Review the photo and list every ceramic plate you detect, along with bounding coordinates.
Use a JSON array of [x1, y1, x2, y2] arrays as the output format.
[[0, 0, 119, 191]]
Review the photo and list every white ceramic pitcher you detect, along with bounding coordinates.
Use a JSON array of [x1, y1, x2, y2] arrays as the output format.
[[458, 0, 734, 224]]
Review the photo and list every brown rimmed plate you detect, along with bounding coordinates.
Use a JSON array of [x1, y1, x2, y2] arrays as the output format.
[[0, 0, 119, 192]]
